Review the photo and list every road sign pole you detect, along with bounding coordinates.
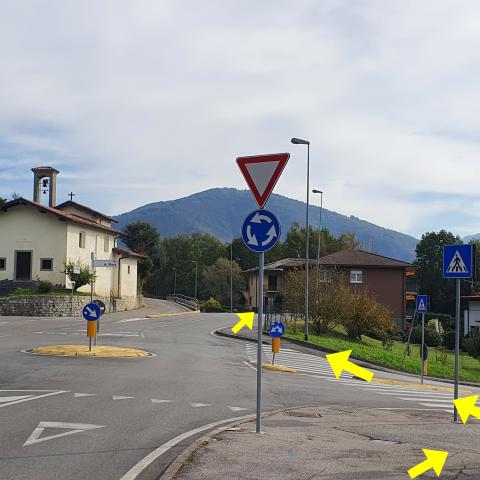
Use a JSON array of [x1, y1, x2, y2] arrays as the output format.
[[454, 278, 460, 423], [256, 251, 264, 434], [421, 313, 425, 385]]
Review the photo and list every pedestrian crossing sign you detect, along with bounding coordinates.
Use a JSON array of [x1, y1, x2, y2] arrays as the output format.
[[443, 244, 474, 279], [416, 295, 429, 313]]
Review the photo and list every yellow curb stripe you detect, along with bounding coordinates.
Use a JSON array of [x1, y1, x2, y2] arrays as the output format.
[[30, 344, 150, 358], [373, 378, 472, 393], [262, 363, 296, 373], [145, 310, 200, 318]]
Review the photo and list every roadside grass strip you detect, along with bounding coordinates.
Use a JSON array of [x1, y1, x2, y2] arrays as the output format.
[[29, 344, 151, 357]]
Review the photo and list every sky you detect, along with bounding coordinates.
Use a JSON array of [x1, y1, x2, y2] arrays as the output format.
[[1, 0, 480, 240]]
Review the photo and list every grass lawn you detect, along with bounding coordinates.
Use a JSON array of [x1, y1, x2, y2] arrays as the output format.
[[285, 325, 480, 383]]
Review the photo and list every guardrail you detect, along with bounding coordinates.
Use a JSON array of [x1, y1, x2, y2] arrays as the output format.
[[166, 293, 199, 311]]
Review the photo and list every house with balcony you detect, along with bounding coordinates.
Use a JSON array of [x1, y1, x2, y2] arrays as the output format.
[[244, 249, 417, 329]]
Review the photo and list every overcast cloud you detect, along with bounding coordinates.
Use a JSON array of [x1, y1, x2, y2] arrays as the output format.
[[1, 0, 480, 238]]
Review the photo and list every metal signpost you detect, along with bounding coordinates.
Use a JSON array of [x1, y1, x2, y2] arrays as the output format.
[[82, 303, 101, 351], [443, 244, 474, 422], [269, 321, 286, 365], [237, 152, 289, 434], [415, 295, 429, 385]]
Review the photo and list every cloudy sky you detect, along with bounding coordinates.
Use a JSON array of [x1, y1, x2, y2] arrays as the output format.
[[1, 0, 480, 239]]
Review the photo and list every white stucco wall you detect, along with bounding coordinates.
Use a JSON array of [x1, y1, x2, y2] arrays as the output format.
[[65, 224, 118, 296], [0, 205, 67, 284], [117, 257, 138, 298]]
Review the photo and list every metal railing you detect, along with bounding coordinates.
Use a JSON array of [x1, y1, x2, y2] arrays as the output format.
[[166, 293, 199, 311]]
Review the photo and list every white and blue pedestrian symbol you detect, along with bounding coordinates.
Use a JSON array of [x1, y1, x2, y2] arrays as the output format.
[[415, 295, 429, 313], [269, 321, 285, 338], [443, 244, 473, 279], [242, 209, 280, 253], [82, 303, 101, 321]]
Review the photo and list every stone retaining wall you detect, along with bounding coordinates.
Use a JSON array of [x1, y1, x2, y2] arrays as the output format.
[[0, 295, 144, 317]]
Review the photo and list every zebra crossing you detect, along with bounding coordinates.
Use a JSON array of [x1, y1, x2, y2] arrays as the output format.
[[245, 343, 353, 379], [245, 343, 458, 414]]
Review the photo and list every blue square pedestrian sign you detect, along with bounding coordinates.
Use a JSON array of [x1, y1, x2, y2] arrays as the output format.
[[415, 295, 429, 313], [443, 244, 474, 279]]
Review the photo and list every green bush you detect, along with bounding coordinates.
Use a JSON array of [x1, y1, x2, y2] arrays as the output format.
[[408, 325, 441, 347], [464, 330, 480, 360], [12, 288, 37, 296], [38, 281, 53, 293], [425, 312, 454, 329], [201, 297, 223, 312]]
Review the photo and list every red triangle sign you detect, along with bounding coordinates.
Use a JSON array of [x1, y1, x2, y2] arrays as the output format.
[[236, 153, 289, 208]]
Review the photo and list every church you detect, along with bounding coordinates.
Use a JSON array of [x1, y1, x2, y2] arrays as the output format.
[[0, 166, 144, 303]]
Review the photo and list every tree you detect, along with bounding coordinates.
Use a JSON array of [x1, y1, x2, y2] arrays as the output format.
[[123, 221, 162, 283], [0, 197, 7, 205], [201, 257, 245, 306], [64, 260, 94, 291], [10, 192, 20, 200], [123, 222, 161, 258], [414, 231, 469, 315]]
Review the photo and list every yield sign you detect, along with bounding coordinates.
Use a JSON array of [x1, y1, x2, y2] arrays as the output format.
[[236, 153, 289, 208]]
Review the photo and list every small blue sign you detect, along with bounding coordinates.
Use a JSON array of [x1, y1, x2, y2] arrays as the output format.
[[416, 295, 429, 313], [242, 209, 280, 253], [82, 303, 101, 321], [443, 244, 474, 279], [269, 321, 286, 338]]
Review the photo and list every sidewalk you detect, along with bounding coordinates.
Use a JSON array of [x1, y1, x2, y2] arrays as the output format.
[[169, 406, 480, 480]]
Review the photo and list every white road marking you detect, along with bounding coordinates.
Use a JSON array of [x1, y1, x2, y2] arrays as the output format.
[[0, 390, 67, 408], [151, 399, 172, 404], [118, 414, 255, 480], [0, 395, 33, 402], [112, 395, 135, 400], [115, 318, 149, 324], [227, 406, 248, 411], [99, 333, 140, 337], [23, 421, 105, 446], [74, 393, 97, 398], [190, 402, 212, 408]]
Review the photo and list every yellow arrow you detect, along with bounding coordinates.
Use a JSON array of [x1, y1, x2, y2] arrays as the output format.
[[453, 395, 480, 424], [408, 449, 448, 479], [325, 350, 374, 382], [231, 312, 254, 334]]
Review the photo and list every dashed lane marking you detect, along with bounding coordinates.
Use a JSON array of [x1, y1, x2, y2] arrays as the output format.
[[190, 402, 213, 408], [151, 399, 172, 404], [74, 393, 96, 398], [112, 395, 136, 400]]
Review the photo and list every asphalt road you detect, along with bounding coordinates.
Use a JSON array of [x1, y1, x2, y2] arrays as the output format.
[[0, 299, 477, 480]]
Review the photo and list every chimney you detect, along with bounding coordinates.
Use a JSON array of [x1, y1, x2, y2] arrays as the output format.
[[32, 166, 60, 207]]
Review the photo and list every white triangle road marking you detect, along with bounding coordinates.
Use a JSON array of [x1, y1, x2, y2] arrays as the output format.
[[0, 395, 33, 403], [190, 403, 212, 408], [112, 395, 135, 400], [227, 406, 248, 412], [74, 393, 97, 398], [151, 399, 172, 404], [23, 421, 105, 446]]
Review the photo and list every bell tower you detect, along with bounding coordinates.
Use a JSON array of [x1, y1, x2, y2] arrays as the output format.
[[32, 166, 60, 207]]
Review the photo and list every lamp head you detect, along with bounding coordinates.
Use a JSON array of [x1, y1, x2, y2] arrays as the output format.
[[291, 137, 310, 145]]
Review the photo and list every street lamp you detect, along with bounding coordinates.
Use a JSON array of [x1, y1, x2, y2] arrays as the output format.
[[192, 261, 198, 300], [291, 137, 311, 341], [172, 267, 177, 298], [312, 189, 323, 278]]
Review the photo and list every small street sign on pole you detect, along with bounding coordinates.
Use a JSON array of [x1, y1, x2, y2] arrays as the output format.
[[415, 295, 429, 385], [443, 244, 474, 422], [237, 152, 289, 434]]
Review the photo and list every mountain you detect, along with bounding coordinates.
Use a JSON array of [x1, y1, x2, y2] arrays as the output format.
[[114, 188, 418, 262], [464, 234, 480, 242]]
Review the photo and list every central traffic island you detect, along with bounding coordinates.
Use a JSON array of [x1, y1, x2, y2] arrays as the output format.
[[28, 344, 152, 357]]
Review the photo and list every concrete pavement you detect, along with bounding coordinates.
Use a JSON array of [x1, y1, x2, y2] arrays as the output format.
[[174, 406, 480, 479]]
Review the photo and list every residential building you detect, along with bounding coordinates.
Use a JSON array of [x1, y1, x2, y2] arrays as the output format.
[[244, 249, 417, 329]]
